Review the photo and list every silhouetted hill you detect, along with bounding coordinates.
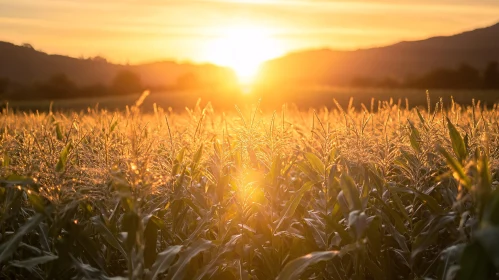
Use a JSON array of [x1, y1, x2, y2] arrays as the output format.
[[258, 22, 499, 86], [0, 41, 236, 87], [3, 21, 499, 91]]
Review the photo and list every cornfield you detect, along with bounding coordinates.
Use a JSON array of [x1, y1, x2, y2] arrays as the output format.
[[1, 94, 499, 279]]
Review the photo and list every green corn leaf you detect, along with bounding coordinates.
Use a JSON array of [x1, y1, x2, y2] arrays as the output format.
[[50, 115, 64, 141], [457, 242, 491, 280], [327, 165, 338, 191], [74, 227, 107, 273], [176, 147, 186, 164], [2, 153, 10, 167], [90, 216, 127, 258], [166, 239, 213, 280], [276, 251, 340, 280], [305, 152, 325, 175], [387, 185, 410, 221], [110, 120, 119, 133], [144, 215, 160, 269], [247, 233, 278, 277], [475, 227, 499, 270], [10, 254, 58, 270], [408, 120, 421, 153], [303, 218, 326, 249], [146, 246, 183, 280], [55, 142, 72, 172], [340, 174, 361, 211], [438, 146, 471, 189], [37, 224, 50, 252], [411, 215, 455, 259], [193, 234, 242, 280], [70, 255, 106, 280], [0, 213, 45, 264], [415, 107, 427, 130], [28, 192, 48, 215], [192, 143, 204, 167], [55, 123, 63, 141], [365, 256, 384, 280], [297, 161, 321, 183], [478, 154, 492, 197], [447, 117, 467, 162], [268, 156, 282, 187], [276, 181, 315, 231], [390, 186, 444, 215]]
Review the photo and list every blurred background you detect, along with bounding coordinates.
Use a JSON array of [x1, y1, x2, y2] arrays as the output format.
[[1, 0, 499, 111]]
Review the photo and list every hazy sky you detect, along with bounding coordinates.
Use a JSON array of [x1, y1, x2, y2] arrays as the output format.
[[2, 0, 499, 65]]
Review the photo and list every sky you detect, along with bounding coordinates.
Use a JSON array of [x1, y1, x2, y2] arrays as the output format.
[[1, 0, 499, 66]]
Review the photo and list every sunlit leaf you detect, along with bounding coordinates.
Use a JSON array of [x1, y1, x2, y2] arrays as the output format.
[[340, 174, 361, 211], [276, 181, 315, 231], [305, 152, 325, 175], [55, 142, 72, 172], [447, 117, 467, 162]]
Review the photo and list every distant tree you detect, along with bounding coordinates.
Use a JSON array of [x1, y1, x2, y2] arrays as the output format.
[[405, 64, 481, 89], [176, 72, 200, 89], [483, 61, 499, 89], [91, 56, 108, 63], [454, 64, 481, 89], [111, 70, 142, 94], [351, 77, 400, 88], [21, 43, 34, 50], [36, 74, 78, 99], [377, 77, 401, 88], [408, 68, 456, 89], [79, 83, 109, 97], [0, 77, 9, 95], [351, 77, 377, 87]]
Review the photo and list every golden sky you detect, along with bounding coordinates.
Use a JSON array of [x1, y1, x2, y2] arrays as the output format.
[[1, 0, 499, 67]]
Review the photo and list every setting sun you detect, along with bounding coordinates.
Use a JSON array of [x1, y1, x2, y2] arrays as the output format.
[[205, 25, 283, 84]]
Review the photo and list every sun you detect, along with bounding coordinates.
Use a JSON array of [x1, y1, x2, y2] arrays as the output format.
[[206, 25, 282, 84]]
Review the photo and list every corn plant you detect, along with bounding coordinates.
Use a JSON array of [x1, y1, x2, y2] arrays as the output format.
[[0, 95, 499, 279]]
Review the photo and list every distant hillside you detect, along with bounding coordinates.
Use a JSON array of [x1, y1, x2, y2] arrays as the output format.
[[0, 42, 236, 87], [258, 22, 499, 86], [3, 21, 499, 90]]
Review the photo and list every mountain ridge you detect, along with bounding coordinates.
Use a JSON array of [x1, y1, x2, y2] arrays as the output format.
[[2, 20, 499, 88], [0, 41, 236, 87], [258, 21, 499, 86]]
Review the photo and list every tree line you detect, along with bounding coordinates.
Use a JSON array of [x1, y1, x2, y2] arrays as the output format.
[[0, 70, 143, 100], [352, 61, 499, 89], [2, 61, 499, 101], [0, 70, 232, 100]]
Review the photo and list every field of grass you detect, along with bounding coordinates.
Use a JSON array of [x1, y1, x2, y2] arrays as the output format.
[[1, 93, 499, 279]]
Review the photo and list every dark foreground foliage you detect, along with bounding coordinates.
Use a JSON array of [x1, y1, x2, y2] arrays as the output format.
[[1, 94, 499, 279]]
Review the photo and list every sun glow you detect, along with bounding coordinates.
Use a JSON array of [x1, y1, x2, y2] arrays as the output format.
[[206, 25, 283, 84]]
